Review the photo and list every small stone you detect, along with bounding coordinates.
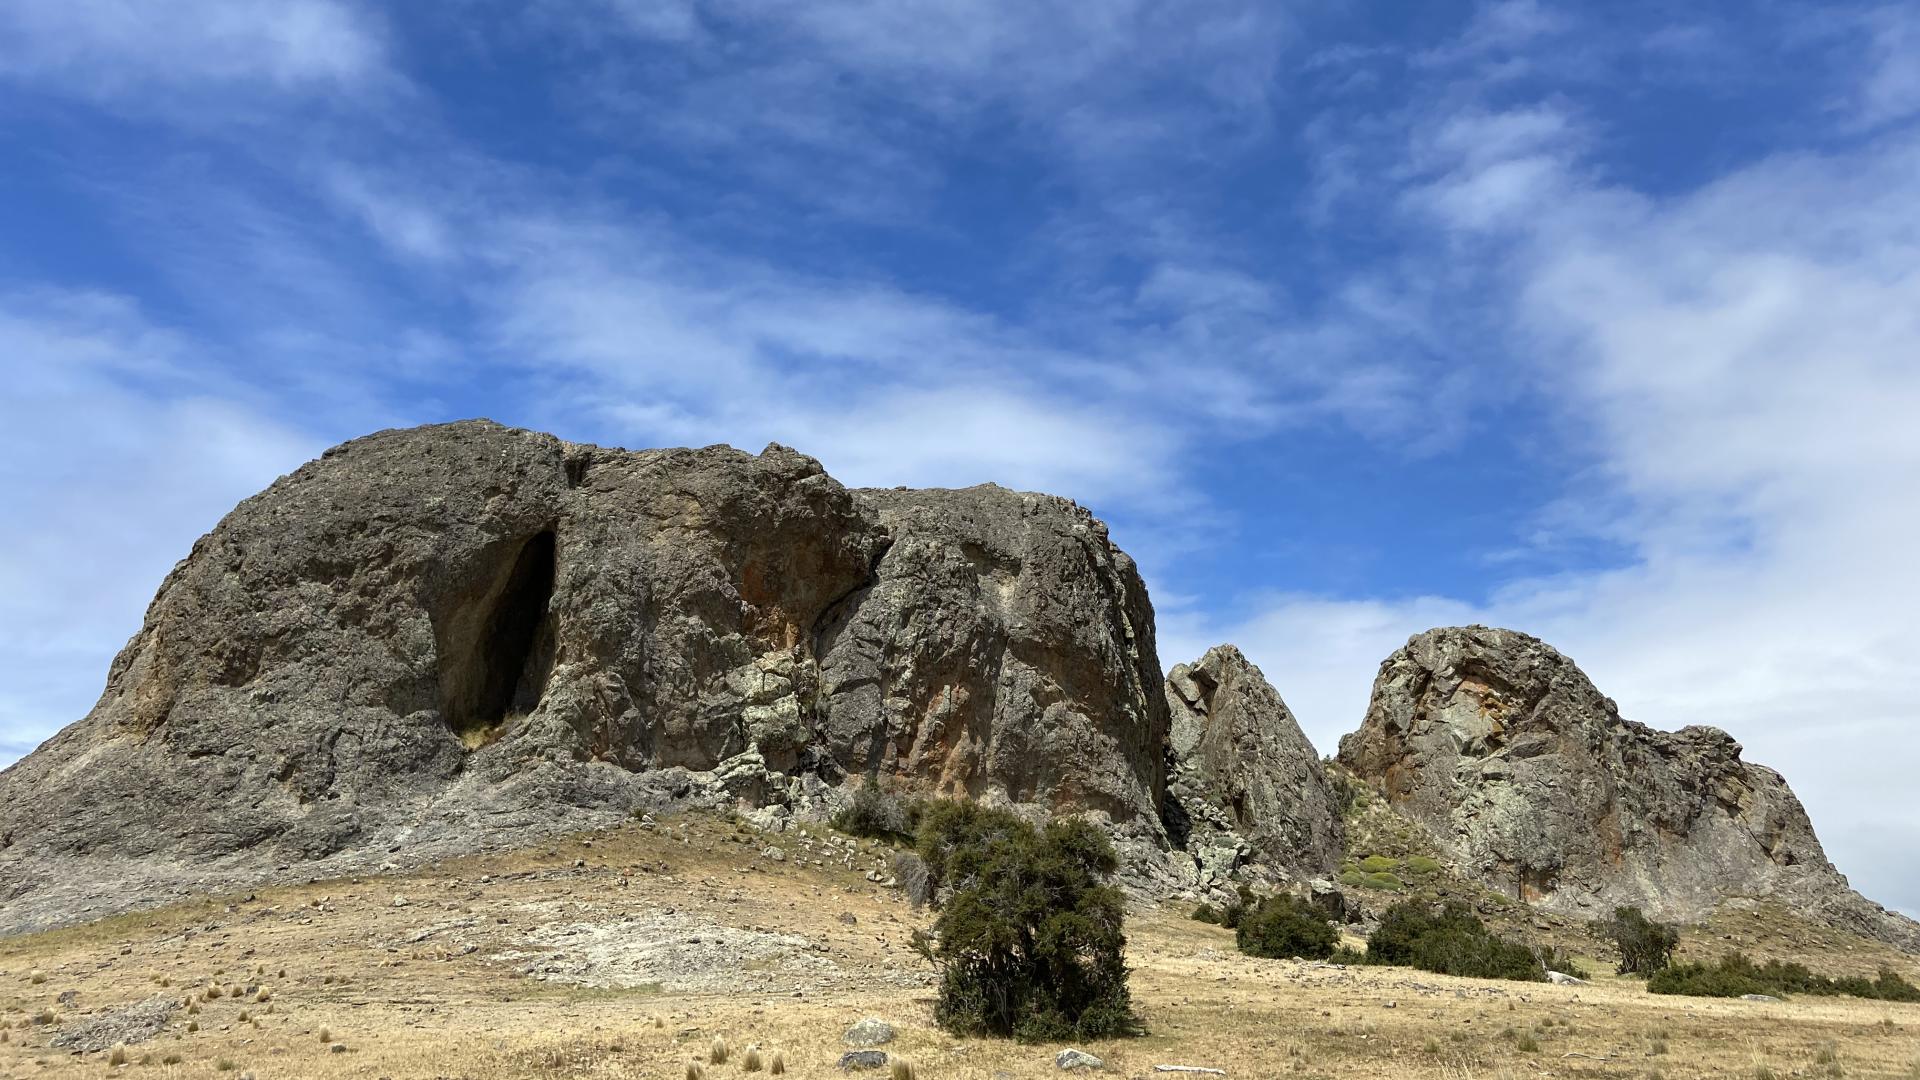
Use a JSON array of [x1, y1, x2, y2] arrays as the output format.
[[843, 1018, 895, 1047], [762, 846, 786, 863], [838, 912, 858, 925], [329, 1042, 349, 1053], [838, 1050, 889, 1070], [1546, 971, 1588, 986], [1055, 1048, 1104, 1070], [1740, 993, 1782, 1003]]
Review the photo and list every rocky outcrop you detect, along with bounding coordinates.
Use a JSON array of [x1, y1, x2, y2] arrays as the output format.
[[1337, 626, 1920, 950], [1162, 646, 1342, 886], [816, 486, 1167, 828], [0, 421, 1171, 932]]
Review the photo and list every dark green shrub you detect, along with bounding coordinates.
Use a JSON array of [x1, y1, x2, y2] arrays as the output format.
[[1359, 901, 1546, 981], [834, 783, 918, 841], [1649, 953, 1920, 1001], [1191, 885, 1257, 929], [910, 803, 1135, 1041], [1235, 894, 1339, 960], [1598, 906, 1679, 975], [1648, 956, 1770, 998]]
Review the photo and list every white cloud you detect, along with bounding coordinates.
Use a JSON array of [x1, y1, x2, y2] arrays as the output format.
[[0, 0, 392, 101], [1857, 5, 1920, 129], [0, 291, 321, 765]]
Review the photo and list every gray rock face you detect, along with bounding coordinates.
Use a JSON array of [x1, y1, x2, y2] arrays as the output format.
[[816, 486, 1168, 826], [1337, 626, 1920, 950], [842, 1018, 896, 1046], [1162, 646, 1343, 884], [48, 994, 179, 1052], [0, 421, 1172, 933], [1055, 1048, 1104, 1070]]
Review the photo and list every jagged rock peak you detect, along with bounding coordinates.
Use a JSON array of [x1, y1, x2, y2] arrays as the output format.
[[0, 420, 1171, 932], [1337, 625, 1920, 951], [1163, 644, 1343, 885]]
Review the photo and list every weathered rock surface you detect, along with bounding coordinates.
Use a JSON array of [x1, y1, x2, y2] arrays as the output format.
[[47, 995, 179, 1052], [1337, 626, 1920, 950], [843, 1018, 896, 1046], [1162, 646, 1343, 885], [816, 486, 1168, 827], [0, 421, 1170, 933]]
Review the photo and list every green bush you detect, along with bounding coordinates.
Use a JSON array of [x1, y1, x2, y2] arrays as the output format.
[[1403, 855, 1443, 875], [1358, 901, 1546, 982], [1336, 868, 1368, 890], [1649, 953, 1920, 1002], [1357, 855, 1400, 874], [834, 783, 919, 841], [910, 803, 1135, 1041], [1598, 906, 1679, 976], [1190, 903, 1222, 925], [1235, 895, 1339, 961], [1362, 871, 1406, 891]]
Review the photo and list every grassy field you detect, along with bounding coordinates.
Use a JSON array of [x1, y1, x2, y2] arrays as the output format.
[[4, 816, 1917, 1079]]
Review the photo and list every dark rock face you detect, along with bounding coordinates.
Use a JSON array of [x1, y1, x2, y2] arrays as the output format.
[[1162, 646, 1342, 886], [1337, 625, 1920, 950], [0, 421, 1169, 931], [816, 486, 1168, 827]]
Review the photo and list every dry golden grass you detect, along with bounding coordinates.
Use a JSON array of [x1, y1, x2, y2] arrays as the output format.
[[1, 814, 1916, 1078]]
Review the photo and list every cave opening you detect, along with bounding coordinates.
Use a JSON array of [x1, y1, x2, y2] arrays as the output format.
[[438, 529, 557, 743]]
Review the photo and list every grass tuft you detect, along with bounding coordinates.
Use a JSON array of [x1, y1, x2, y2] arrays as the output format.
[[108, 1043, 128, 1066], [769, 1050, 787, 1075], [891, 1057, 917, 1080], [685, 1063, 705, 1080], [743, 1046, 763, 1072], [710, 1036, 730, 1065]]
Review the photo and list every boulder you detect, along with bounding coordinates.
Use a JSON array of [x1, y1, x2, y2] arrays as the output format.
[[843, 1018, 895, 1046], [1056, 1048, 1104, 1070], [1337, 625, 1920, 950], [838, 1050, 890, 1070], [1162, 646, 1343, 881]]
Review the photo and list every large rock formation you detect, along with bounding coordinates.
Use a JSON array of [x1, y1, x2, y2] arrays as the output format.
[[0, 421, 1170, 931], [1338, 626, 1920, 950], [1162, 646, 1342, 886]]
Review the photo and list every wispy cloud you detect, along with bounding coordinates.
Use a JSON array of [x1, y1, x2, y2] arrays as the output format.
[[0, 0, 394, 103], [0, 291, 321, 761]]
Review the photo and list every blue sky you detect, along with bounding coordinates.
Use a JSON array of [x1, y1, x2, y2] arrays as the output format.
[[4, 1, 1919, 915]]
